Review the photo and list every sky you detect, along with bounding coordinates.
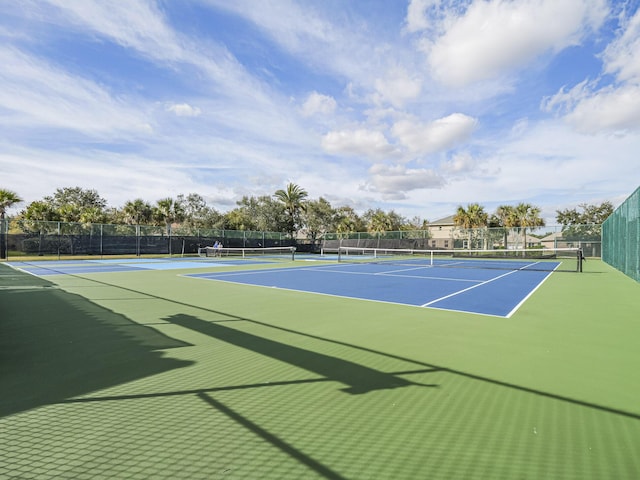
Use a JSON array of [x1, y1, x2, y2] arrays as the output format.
[[1, 0, 640, 225]]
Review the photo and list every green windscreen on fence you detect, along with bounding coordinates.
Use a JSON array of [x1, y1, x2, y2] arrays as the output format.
[[602, 186, 640, 282]]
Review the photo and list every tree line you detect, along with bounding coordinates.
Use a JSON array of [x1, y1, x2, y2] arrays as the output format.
[[0, 185, 427, 240], [0, 185, 613, 241], [453, 201, 613, 244]]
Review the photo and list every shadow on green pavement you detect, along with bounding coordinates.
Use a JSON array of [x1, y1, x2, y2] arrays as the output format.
[[0, 264, 192, 417]]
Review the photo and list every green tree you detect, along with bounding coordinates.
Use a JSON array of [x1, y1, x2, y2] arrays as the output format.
[[229, 195, 287, 232], [223, 206, 256, 231], [333, 206, 364, 236], [402, 216, 429, 231], [177, 193, 222, 231], [453, 203, 488, 248], [44, 187, 107, 222], [0, 188, 22, 221], [274, 183, 308, 238], [79, 207, 107, 225], [122, 199, 153, 225], [362, 208, 405, 234], [0, 189, 23, 258], [20, 200, 60, 223], [302, 197, 335, 243], [513, 203, 545, 250], [492, 205, 517, 248], [153, 197, 185, 236], [18, 200, 61, 256], [556, 201, 613, 240]]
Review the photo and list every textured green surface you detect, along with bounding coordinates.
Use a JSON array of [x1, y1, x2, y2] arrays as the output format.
[[1, 259, 639, 479]]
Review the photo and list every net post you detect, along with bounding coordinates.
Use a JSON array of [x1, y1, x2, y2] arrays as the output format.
[[577, 248, 584, 272]]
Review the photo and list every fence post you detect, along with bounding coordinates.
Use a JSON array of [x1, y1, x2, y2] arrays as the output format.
[[136, 224, 141, 257], [0, 218, 6, 259]]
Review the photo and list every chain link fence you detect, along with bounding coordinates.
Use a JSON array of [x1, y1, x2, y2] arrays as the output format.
[[1, 219, 606, 260], [321, 225, 602, 257], [1, 220, 295, 259], [602, 186, 639, 282]]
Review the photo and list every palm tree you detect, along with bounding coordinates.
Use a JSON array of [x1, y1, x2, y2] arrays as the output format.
[[154, 197, 185, 236], [0, 189, 23, 259], [153, 197, 186, 255], [274, 183, 308, 239], [123, 199, 153, 225], [494, 205, 516, 248], [513, 203, 545, 252], [78, 207, 106, 255], [365, 209, 393, 234], [453, 203, 488, 249], [0, 189, 22, 220]]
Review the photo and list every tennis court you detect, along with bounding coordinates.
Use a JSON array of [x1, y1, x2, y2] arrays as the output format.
[[187, 260, 560, 317], [1, 254, 640, 479], [6, 247, 298, 276]]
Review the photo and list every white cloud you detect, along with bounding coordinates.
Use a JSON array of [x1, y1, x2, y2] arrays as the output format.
[[321, 129, 397, 158], [0, 46, 152, 136], [44, 0, 189, 62], [392, 113, 477, 154], [366, 163, 445, 199], [301, 92, 337, 117], [543, 45, 640, 137], [422, 0, 607, 87], [0, 146, 196, 208], [405, 0, 438, 33], [166, 103, 202, 117], [202, 0, 371, 79], [200, 0, 407, 108], [373, 67, 422, 108], [544, 83, 640, 134], [540, 6, 640, 135], [478, 120, 640, 201], [40, 0, 275, 106], [441, 152, 481, 177], [602, 7, 640, 83]]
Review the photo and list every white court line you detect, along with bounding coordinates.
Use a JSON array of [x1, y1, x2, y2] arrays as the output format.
[[310, 267, 480, 283], [421, 269, 520, 307], [504, 264, 558, 318], [378, 265, 431, 275]]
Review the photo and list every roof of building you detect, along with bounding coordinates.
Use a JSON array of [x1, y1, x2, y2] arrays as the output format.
[[430, 215, 456, 225]]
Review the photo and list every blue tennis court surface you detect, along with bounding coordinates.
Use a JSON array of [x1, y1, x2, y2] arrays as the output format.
[[6, 257, 274, 276], [186, 261, 560, 317]]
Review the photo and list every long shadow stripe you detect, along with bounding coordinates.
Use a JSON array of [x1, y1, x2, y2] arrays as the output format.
[[197, 392, 348, 480]]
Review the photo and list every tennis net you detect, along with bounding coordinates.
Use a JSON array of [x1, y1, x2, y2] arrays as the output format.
[[337, 246, 583, 272], [198, 246, 296, 261]]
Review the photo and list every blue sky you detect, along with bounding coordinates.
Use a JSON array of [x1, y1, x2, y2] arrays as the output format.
[[2, 0, 639, 224]]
